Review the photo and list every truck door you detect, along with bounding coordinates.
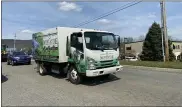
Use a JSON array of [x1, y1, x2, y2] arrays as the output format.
[[70, 32, 85, 73]]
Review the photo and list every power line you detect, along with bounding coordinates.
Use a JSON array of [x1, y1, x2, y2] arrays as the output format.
[[74, 0, 142, 28], [74, 1, 138, 27], [2, 1, 142, 29]]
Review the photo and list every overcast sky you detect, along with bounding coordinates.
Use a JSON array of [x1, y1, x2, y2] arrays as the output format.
[[2, 1, 182, 40]]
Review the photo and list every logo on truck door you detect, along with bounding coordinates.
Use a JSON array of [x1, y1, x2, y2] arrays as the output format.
[[100, 52, 114, 61]]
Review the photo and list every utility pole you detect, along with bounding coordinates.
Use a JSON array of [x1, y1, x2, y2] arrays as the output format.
[[160, 1, 165, 62], [14, 33, 16, 51], [123, 38, 127, 60], [160, 0, 169, 61]]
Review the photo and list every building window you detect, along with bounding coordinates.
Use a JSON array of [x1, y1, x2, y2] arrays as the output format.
[[126, 46, 131, 50], [173, 44, 180, 49], [173, 44, 175, 49]]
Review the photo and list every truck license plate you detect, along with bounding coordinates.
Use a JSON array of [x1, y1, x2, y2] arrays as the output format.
[[100, 55, 113, 60]]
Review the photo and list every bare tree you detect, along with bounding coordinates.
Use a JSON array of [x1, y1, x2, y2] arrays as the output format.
[[138, 35, 145, 41]]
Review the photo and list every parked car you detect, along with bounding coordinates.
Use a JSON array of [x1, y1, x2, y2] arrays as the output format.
[[7, 51, 31, 66], [125, 56, 138, 61]]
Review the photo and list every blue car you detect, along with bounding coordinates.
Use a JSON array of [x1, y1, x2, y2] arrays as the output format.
[[7, 51, 31, 66]]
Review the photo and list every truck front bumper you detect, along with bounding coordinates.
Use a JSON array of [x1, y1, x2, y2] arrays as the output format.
[[86, 65, 123, 77]]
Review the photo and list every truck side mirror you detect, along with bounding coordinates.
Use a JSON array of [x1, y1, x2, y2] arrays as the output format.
[[118, 36, 120, 48], [81, 54, 84, 59]]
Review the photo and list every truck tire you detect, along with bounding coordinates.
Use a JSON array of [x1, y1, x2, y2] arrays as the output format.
[[38, 63, 47, 76], [68, 66, 82, 85]]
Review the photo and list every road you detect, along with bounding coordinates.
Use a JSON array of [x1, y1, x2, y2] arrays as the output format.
[[2, 61, 182, 106]]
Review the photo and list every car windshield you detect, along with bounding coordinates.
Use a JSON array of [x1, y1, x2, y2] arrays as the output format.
[[84, 32, 117, 50], [13, 52, 26, 56]]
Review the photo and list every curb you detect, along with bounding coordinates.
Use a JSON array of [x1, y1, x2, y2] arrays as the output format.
[[122, 65, 182, 73], [30, 60, 182, 73]]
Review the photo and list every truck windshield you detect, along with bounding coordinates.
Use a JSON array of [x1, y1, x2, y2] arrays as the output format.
[[84, 32, 117, 50]]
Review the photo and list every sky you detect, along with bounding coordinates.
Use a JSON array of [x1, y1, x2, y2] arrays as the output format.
[[2, 1, 182, 40]]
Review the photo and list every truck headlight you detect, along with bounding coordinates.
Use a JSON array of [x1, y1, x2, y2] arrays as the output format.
[[117, 61, 120, 65], [88, 63, 96, 70], [87, 57, 96, 70]]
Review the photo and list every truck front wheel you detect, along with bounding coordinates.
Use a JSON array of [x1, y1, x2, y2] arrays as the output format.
[[38, 63, 47, 76], [68, 66, 82, 85]]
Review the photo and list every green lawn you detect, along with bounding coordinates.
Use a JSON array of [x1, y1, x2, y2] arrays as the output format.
[[120, 60, 182, 69]]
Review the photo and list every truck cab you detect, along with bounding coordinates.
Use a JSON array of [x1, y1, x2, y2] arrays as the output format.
[[68, 30, 123, 84]]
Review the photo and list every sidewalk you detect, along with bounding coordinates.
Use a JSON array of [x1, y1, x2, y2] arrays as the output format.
[[123, 65, 182, 73]]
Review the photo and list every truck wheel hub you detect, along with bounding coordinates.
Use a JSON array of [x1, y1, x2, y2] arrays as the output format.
[[71, 69, 77, 80], [40, 66, 43, 73]]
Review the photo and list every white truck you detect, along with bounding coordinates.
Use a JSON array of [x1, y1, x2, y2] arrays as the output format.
[[32, 27, 123, 84]]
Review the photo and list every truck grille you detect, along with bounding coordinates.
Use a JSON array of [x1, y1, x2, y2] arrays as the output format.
[[100, 60, 113, 63], [95, 60, 116, 69]]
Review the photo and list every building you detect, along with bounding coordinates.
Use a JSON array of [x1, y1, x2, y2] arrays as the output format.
[[2, 39, 32, 52], [172, 41, 182, 60], [124, 40, 182, 60], [124, 41, 143, 59]]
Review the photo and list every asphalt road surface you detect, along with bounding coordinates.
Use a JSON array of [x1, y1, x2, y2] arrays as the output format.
[[2, 62, 182, 106]]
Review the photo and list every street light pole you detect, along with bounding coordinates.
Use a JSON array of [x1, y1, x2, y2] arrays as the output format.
[[13, 30, 33, 52], [123, 38, 127, 60], [14, 33, 16, 51]]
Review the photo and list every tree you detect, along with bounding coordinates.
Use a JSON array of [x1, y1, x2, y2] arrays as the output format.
[[140, 22, 163, 61], [179, 52, 182, 62], [140, 22, 175, 61], [120, 37, 124, 43], [138, 35, 145, 41], [126, 37, 134, 43]]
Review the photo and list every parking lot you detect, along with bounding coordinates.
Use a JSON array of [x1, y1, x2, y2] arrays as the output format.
[[2, 61, 182, 106]]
